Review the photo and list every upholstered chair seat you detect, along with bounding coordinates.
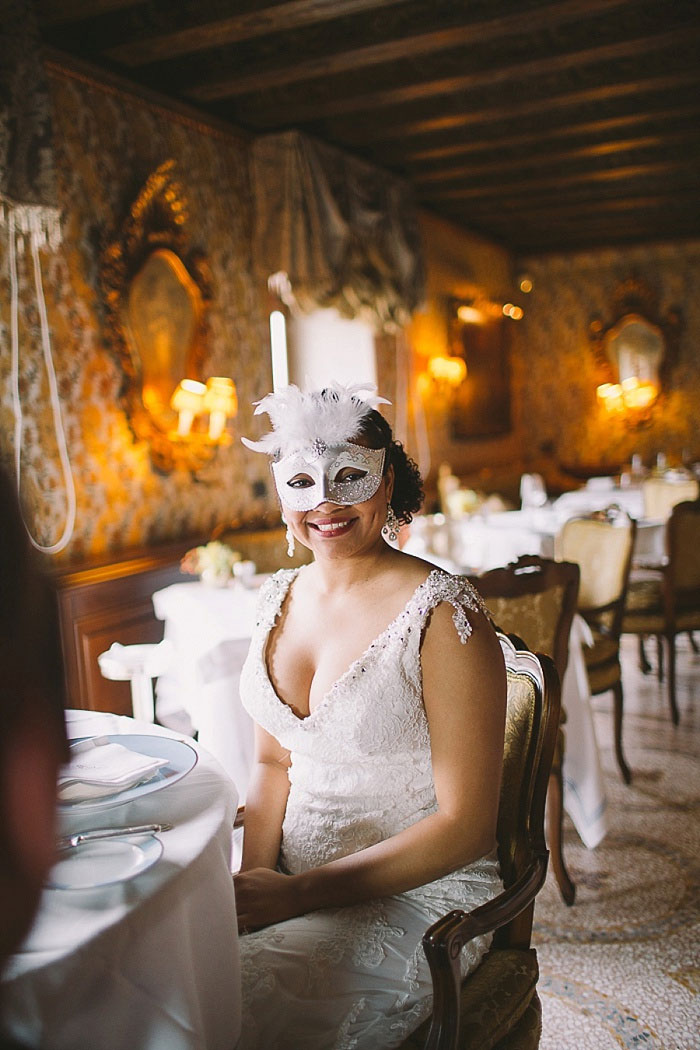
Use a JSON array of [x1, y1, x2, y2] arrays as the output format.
[[468, 557, 579, 908], [556, 510, 636, 784], [622, 498, 700, 724], [395, 635, 561, 1050]]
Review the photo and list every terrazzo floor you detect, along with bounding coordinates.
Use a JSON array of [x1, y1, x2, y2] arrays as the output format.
[[534, 633, 700, 1049]]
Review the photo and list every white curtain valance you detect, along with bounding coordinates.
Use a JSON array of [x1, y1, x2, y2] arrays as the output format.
[[251, 130, 425, 331]]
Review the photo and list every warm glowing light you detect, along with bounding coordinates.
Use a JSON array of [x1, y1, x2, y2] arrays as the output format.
[[456, 304, 483, 324], [597, 376, 658, 420], [203, 377, 238, 440], [621, 377, 657, 410], [519, 276, 533, 293], [502, 303, 524, 320], [170, 379, 206, 436], [427, 355, 467, 387]]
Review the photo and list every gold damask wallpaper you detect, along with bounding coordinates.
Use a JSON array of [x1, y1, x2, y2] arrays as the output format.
[[512, 240, 700, 482], [0, 63, 279, 562], [2, 60, 699, 564]]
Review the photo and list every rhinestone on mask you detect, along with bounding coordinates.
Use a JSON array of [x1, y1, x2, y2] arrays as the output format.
[[310, 438, 328, 457]]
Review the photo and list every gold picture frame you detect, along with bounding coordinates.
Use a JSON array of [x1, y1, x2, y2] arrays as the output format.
[[101, 160, 214, 473]]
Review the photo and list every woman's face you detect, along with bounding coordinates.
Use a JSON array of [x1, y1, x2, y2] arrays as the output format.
[[276, 439, 394, 558]]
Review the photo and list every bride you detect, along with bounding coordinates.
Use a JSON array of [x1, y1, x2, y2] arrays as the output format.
[[235, 383, 506, 1050]]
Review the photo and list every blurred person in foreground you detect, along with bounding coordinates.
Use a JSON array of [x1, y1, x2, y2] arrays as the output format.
[[0, 468, 68, 1044]]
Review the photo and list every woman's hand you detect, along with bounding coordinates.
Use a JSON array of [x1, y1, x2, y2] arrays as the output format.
[[234, 867, 303, 933]]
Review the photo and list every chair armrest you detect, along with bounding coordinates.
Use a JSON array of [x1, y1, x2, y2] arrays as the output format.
[[420, 851, 549, 1050], [233, 805, 245, 830]]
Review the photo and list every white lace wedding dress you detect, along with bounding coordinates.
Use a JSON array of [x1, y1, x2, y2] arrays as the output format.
[[236, 567, 503, 1050]]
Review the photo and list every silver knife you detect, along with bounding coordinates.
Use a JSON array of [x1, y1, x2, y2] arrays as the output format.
[[57, 823, 173, 849]]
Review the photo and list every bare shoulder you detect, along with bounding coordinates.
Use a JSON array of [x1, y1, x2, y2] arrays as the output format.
[[422, 595, 502, 668], [421, 591, 506, 718]]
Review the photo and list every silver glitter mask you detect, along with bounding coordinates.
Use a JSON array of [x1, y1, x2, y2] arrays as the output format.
[[272, 442, 386, 512]]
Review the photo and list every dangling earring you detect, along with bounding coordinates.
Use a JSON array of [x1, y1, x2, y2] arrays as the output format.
[[382, 503, 400, 542], [285, 522, 296, 558]]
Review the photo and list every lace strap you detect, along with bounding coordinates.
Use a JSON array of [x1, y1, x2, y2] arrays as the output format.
[[253, 568, 299, 632], [412, 570, 488, 644]]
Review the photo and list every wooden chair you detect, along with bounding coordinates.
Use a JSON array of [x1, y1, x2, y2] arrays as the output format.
[[467, 555, 580, 907], [399, 633, 560, 1050], [622, 497, 700, 725], [556, 508, 637, 783]]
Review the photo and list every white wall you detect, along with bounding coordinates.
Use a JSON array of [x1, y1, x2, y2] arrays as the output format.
[[287, 308, 377, 390]]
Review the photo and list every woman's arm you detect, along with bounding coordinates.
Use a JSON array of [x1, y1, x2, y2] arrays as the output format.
[[239, 723, 291, 872], [234, 604, 506, 930]]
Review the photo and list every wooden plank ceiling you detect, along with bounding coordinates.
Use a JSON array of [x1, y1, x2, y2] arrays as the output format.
[[36, 0, 700, 255]]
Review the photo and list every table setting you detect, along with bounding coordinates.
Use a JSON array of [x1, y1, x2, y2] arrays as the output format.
[[1, 710, 242, 1050]]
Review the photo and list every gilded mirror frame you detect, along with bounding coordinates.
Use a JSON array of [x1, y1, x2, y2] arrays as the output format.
[[588, 276, 681, 393], [101, 160, 214, 473]]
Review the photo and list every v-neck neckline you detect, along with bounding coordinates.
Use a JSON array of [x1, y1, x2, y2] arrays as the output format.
[[261, 566, 441, 724]]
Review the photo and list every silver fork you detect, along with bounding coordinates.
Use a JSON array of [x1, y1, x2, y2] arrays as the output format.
[[57, 823, 173, 849]]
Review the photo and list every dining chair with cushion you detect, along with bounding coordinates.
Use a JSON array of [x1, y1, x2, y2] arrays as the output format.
[[467, 555, 580, 906], [399, 633, 561, 1050], [622, 497, 700, 725], [556, 508, 637, 783], [641, 476, 699, 521], [235, 636, 560, 1050]]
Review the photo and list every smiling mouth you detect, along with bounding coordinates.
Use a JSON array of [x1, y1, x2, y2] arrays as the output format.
[[309, 519, 355, 536]]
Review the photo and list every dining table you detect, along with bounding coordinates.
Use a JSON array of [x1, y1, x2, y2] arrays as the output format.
[[0, 709, 241, 1050]]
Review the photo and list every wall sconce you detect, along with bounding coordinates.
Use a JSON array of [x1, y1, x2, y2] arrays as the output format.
[[171, 379, 206, 436], [596, 376, 658, 426], [417, 355, 467, 400], [169, 376, 237, 450], [203, 376, 238, 440]]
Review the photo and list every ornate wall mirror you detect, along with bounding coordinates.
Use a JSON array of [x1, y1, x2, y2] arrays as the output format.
[[589, 276, 681, 395], [101, 160, 215, 473]]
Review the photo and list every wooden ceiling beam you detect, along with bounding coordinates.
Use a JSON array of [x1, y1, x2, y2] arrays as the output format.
[[36, 0, 140, 25], [226, 25, 699, 118], [343, 70, 700, 143], [460, 193, 700, 220], [398, 104, 700, 165], [185, 0, 649, 102], [428, 161, 698, 201], [103, 0, 407, 65], [413, 131, 699, 185]]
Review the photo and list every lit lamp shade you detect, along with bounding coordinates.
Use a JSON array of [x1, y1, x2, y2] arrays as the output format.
[[427, 355, 467, 387], [621, 376, 657, 410], [170, 379, 206, 436], [203, 377, 238, 441]]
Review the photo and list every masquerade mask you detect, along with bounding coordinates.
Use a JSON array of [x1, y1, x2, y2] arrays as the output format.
[[272, 442, 386, 512]]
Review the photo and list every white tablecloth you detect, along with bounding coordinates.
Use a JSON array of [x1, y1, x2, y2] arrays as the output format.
[[560, 617, 607, 848], [153, 581, 260, 801], [1, 712, 241, 1050]]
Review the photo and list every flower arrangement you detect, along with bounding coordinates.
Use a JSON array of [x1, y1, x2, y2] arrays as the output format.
[[181, 541, 242, 586]]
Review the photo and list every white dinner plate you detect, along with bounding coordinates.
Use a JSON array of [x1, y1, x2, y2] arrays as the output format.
[[58, 734, 197, 812], [47, 835, 163, 890]]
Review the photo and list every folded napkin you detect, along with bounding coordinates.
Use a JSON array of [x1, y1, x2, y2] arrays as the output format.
[[58, 737, 169, 801]]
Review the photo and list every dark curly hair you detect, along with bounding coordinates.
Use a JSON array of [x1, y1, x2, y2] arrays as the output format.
[[356, 409, 424, 526]]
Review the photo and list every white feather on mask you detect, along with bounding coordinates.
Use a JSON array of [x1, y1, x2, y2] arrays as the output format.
[[241, 382, 391, 457]]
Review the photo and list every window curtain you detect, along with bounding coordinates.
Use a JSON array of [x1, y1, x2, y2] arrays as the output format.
[[0, 0, 61, 246], [250, 130, 425, 332]]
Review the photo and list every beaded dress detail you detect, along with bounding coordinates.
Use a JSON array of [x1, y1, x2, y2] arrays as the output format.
[[237, 567, 503, 1050]]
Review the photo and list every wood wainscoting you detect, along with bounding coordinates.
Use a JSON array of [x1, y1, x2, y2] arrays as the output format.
[[52, 526, 311, 715], [53, 540, 193, 715]]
